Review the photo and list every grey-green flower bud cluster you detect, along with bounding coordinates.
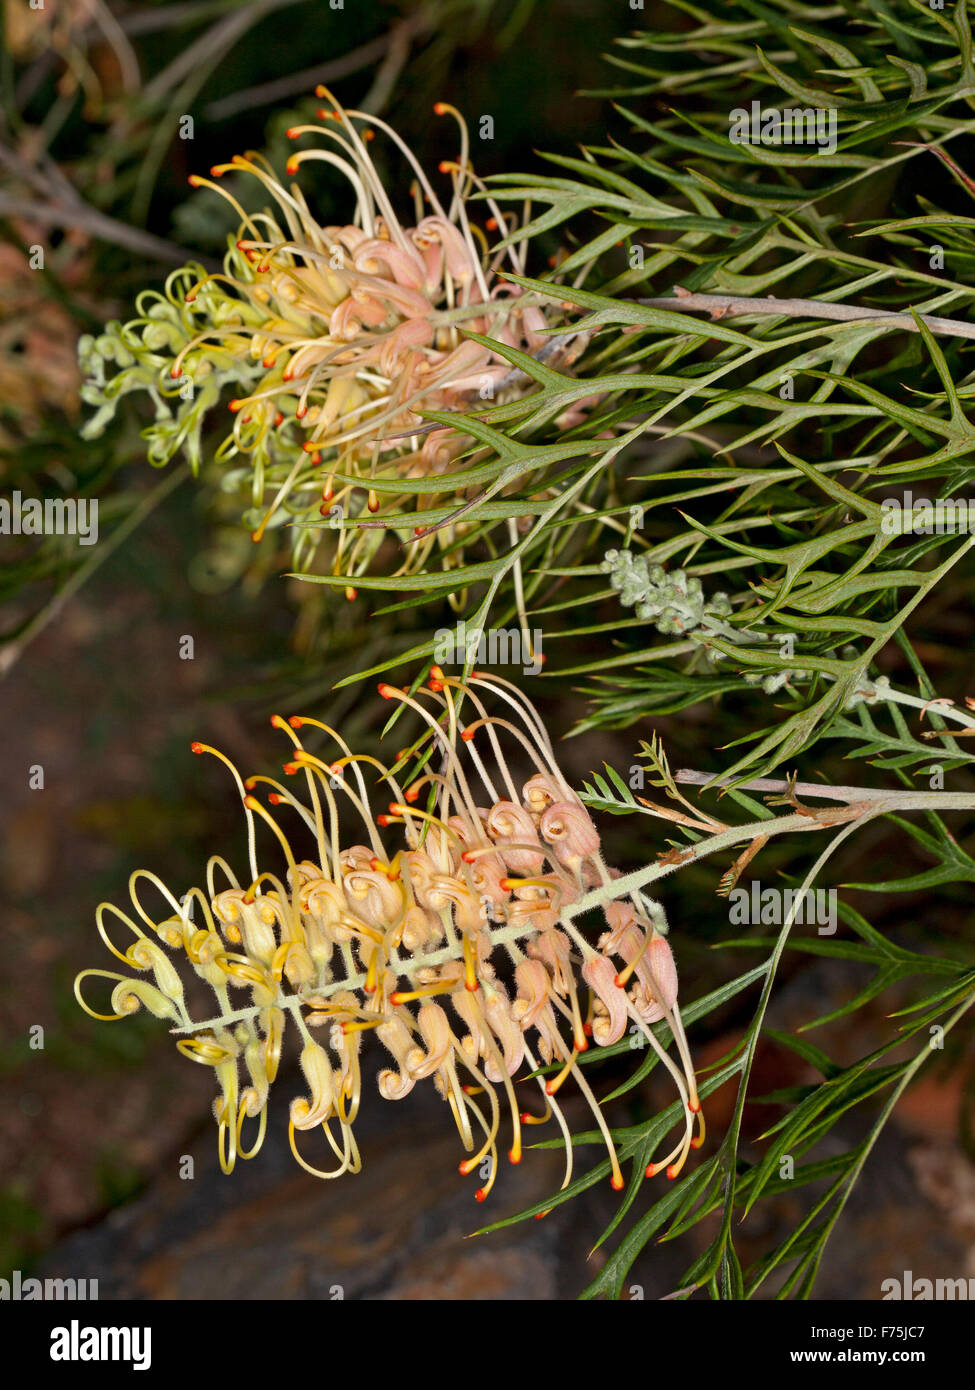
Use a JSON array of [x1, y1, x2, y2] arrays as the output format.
[[601, 549, 732, 636]]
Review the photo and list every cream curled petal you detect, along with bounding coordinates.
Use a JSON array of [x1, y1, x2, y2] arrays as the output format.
[[540, 801, 601, 864], [521, 304, 550, 352], [329, 293, 388, 339], [527, 928, 574, 997], [414, 427, 469, 477], [377, 1014, 417, 1098], [110, 977, 181, 1022], [631, 933, 679, 1024], [339, 845, 375, 875], [582, 955, 628, 1046], [485, 801, 546, 874], [399, 904, 443, 953], [343, 867, 402, 927], [449, 886, 488, 933], [482, 988, 526, 1081], [598, 898, 638, 954], [302, 878, 348, 931], [511, 958, 556, 1031], [468, 854, 508, 904], [407, 1002, 454, 1080], [324, 223, 369, 257], [290, 859, 325, 890], [125, 937, 185, 1007], [352, 238, 426, 289], [451, 989, 488, 1065], [401, 848, 441, 901], [290, 1040, 337, 1130], [212, 889, 277, 963], [446, 813, 484, 852], [412, 215, 477, 283], [522, 773, 563, 816], [186, 928, 233, 988], [378, 318, 434, 378], [280, 941, 316, 989], [416, 871, 465, 914]]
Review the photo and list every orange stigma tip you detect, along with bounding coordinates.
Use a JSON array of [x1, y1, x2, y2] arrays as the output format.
[[438, 161, 452, 173], [363, 130, 375, 141], [544, 1083, 556, 1096], [429, 665, 445, 681], [190, 742, 204, 754], [187, 175, 201, 186], [244, 777, 257, 789], [285, 127, 300, 139], [461, 850, 476, 863], [613, 974, 626, 989], [262, 358, 275, 369], [474, 1189, 487, 1203], [345, 588, 357, 601], [295, 405, 307, 418], [610, 1174, 625, 1191], [404, 788, 419, 803], [286, 159, 300, 175], [508, 1148, 521, 1165], [270, 714, 286, 728], [321, 489, 334, 503], [169, 366, 181, 379], [499, 878, 514, 891], [376, 815, 391, 827], [583, 1022, 593, 1037], [461, 729, 475, 741], [283, 763, 299, 776], [268, 793, 282, 805], [289, 717, 303, 728], [519, 1113, 532, 1124], [534, 1211, 548, 1221], [363, 982, 376, 995], [184, 293, 197, 303], [666, 1164, 680, 1180], [486, 217, 498, 230], [310, 452, 321, 465], [274, 413, 284, 426], [243, 795, 260, 810], [576, 1038, 589, 1052], [209, 167, 223, 178], [378, 684, 396, 699], [228, 400, 242, 412], [691, 1136, 704, 1150], [242, 896, 255, 906], [646, 1164, 658, 1177], [434, 102, 447, 114]]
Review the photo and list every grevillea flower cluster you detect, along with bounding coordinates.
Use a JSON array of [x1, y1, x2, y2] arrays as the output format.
[[75, 672, 702, 1200], [79, 92, 565, 588]]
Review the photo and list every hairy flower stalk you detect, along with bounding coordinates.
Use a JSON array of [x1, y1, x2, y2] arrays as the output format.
[[80, 93, 564, 588], [75, 673, 701, 1199]]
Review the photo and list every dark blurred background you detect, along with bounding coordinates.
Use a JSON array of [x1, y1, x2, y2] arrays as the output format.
[[2, 0, 974, 1299]]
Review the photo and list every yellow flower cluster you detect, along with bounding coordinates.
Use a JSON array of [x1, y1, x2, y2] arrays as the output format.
[[76, 672, 702, 1200]]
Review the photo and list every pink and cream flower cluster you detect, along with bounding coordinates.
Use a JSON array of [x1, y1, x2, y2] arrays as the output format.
[[76, 672, 702, 1201]]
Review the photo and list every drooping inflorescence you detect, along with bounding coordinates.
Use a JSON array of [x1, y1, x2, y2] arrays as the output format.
[[75, 671, 702, 1200]]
